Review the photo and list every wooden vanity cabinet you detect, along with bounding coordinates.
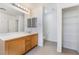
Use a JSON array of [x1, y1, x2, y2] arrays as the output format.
[[5, 37, 25, 55], [5, 34, 38, 55]]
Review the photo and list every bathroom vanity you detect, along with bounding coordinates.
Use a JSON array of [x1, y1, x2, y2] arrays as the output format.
[[0, 32, 38, 55]]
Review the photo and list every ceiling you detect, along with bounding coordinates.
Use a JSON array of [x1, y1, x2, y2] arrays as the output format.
[[20, 3, 43, 9], [20, 3, 57, 10]]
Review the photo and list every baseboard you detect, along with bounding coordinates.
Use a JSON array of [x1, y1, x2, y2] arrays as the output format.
[[44, 39, 57, 43]]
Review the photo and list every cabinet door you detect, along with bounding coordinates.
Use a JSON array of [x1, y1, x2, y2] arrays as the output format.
[[31, 34, 38, 48], [5, 38, 25, 55], [25, 36, 31, 52]]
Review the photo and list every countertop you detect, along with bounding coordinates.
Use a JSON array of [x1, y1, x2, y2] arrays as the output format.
[[0, 32, 38, 41]]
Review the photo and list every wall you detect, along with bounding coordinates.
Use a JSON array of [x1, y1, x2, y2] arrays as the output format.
[[43, 7, 57, 42], [56, 5, 62, 52], [31, 6, 43, 47]]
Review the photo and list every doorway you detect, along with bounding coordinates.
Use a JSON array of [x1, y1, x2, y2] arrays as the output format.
[[62, 6, 79, 54], [43, 7, 57, 50]]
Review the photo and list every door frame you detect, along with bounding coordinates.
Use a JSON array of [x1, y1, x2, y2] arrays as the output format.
[[57, 4, 79, 53]]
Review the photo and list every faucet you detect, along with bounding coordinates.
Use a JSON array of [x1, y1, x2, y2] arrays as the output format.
[[28, 31, 31, 33]]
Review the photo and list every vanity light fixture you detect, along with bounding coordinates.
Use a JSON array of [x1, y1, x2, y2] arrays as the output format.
[[11, 3, 30, 14], [0, 8, 6, 11]]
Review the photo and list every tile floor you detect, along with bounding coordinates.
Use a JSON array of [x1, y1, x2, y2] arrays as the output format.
[[26, 40, 78, 55]]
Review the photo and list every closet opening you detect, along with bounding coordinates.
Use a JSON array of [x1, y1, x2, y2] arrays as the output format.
[[62, 6, 79, 54], [43, 7, 57, 54]]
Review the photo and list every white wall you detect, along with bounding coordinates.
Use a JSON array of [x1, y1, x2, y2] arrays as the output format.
[[36, 7, 43, 47], [32, 6, 43, 47], [57, 5, 63, 52], [43, 8, 57, 42]]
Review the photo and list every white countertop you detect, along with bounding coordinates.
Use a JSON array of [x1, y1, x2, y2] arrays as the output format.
[[0, 32, 37, 41]]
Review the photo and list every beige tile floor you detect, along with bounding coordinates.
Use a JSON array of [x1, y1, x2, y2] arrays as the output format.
[[26, 40, 79, 55]]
